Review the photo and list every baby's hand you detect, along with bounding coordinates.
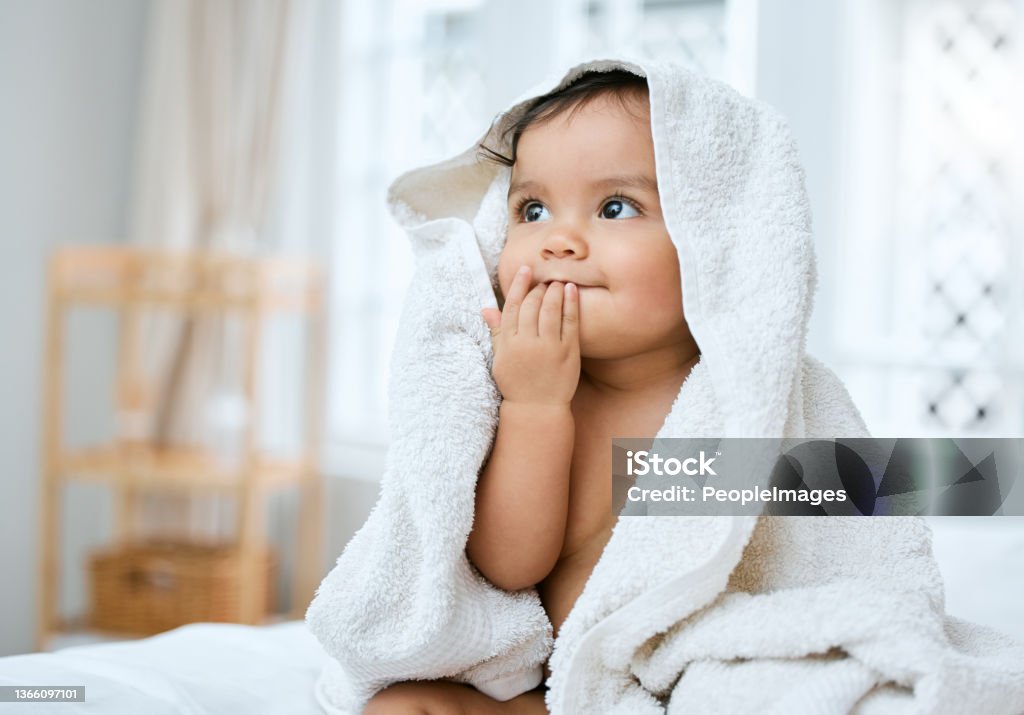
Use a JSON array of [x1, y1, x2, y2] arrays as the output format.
[[481, 265, 580, 406]]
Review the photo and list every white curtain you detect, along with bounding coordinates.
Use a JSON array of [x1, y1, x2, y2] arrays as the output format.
[[123, 0, 315, 544], [127, 0, 306, 448]]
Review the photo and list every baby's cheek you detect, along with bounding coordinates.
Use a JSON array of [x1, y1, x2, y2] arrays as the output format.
[[632, 281, 684, 323], [632, 275, 668, 301], [492, 270, 508, 308], [495, 254, 520, 304]]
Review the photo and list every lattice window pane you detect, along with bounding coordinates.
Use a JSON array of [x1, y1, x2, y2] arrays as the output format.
[[895, 0, 1021, 434], [421, 9, 486, 163]]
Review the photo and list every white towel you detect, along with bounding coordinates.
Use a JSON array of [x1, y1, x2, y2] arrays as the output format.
[[305, 56, 1024, 714]]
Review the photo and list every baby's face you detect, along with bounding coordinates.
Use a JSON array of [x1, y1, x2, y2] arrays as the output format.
[[499, 92, 686, 359]]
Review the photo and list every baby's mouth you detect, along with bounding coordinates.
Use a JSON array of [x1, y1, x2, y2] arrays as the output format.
[[540, 280, 599, 289]]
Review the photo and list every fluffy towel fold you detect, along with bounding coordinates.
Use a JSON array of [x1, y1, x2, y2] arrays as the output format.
[[305, 56, 1024, 714]]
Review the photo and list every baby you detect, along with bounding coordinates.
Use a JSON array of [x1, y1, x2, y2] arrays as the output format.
[[365, 70, 700, 714]]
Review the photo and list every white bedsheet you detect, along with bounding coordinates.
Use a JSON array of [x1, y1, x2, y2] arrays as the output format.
[[1, 520, 1019, 714], [0, 621, 329, 714]]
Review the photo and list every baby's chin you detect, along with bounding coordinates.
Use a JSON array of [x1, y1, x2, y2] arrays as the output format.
[[578, 332, 641, 361], [578, 320, 686, 361]]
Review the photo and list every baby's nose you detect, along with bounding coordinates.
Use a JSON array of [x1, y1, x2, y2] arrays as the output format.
[[541, 229, 588, 259], [545, 246, 581, 258]]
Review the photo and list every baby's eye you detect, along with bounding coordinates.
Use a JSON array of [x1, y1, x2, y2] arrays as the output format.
[[522, 202, 550, 223], [601, 199, 641, 219]]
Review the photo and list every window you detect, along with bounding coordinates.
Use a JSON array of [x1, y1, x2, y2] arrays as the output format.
[[835, 0, 1022, 436]]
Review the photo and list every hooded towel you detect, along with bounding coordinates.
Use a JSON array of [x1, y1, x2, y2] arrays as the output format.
[[306, 57, 1024, 714]]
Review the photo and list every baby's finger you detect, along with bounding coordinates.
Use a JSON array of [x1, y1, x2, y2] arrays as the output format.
[[518, 282, 547, 337], [562, 283, 579, 344], [481, 308, 501, 337], [502, 266, 532, 335], [538, 282, 563, 339]]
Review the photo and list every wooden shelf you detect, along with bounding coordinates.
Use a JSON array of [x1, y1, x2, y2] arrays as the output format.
[[57, 444, 310, 492], [37, 245, 327, 653], [49, 245, 322, 314]]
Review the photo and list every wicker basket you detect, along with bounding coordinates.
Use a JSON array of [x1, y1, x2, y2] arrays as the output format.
[[88, 540, 276, 636]]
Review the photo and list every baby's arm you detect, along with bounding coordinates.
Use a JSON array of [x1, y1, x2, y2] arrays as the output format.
[[467, 267, 580, 591], [468, 400, 574, 590]]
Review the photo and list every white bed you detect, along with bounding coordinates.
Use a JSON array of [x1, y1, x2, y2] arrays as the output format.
[[1, 519, 1020, 714], [0, 621, 329, 714]]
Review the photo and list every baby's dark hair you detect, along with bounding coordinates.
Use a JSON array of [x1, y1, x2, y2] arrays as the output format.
[[477, 69, 650, 167]]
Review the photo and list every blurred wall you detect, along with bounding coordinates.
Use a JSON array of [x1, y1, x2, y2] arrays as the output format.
[[0, 0, 150, 656]]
